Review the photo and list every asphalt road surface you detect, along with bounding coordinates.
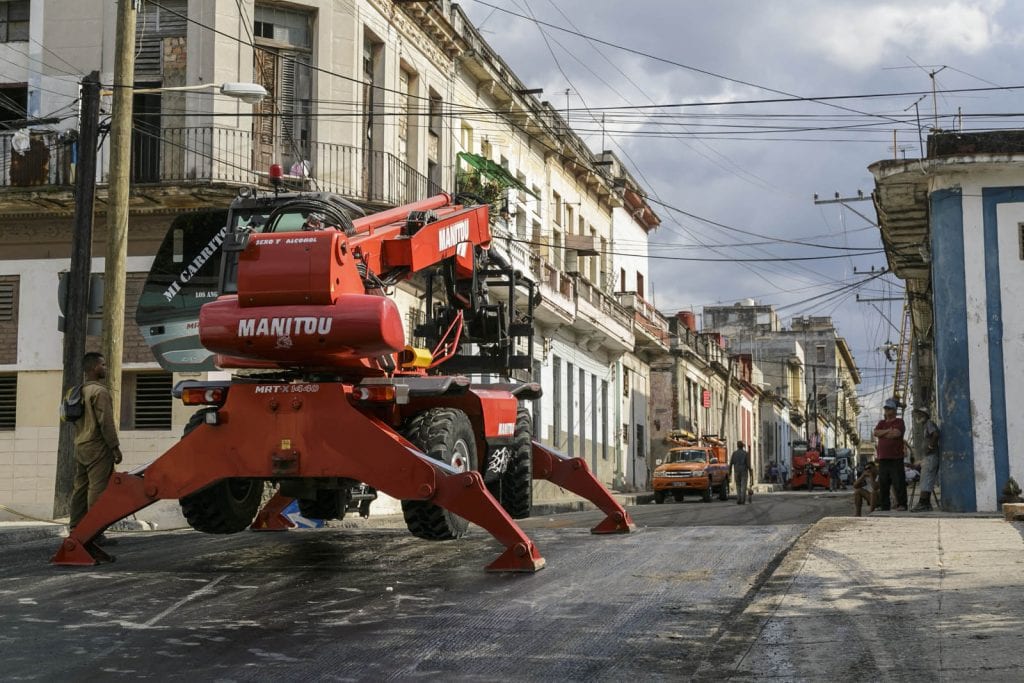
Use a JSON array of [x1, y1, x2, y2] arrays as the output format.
[[2, 491, 852, 681]]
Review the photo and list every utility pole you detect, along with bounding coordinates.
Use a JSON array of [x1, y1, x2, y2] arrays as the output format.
[[811, 365, 818, 449], [719, 355, 733, 442], [53, 72, 101, 517], [929, 66, 947, 131], [102, 0, 137, 417]]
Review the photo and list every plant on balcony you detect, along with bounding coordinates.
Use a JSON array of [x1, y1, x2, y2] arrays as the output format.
[[455, 168, 506, 211]]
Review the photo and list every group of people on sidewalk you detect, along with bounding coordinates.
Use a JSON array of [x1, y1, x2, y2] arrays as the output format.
[[854, 397, 940, 516]]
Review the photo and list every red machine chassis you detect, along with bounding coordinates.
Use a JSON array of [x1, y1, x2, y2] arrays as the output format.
[[52, 383, 634, 572]]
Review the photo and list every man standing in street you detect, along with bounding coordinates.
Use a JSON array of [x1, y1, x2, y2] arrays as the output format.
[[69, 352, 123, 543], [873, 398, 907, 511], [911, 407, 941, 512], [730, 440, 752, 505]]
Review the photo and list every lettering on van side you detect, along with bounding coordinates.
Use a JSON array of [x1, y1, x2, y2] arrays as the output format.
[[162, 225, 229, 302]]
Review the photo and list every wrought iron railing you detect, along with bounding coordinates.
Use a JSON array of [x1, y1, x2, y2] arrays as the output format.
[[0, 127, 440, 208], [577, 277, 633, 332], [616, 291, 670, 343], [0, 130, 74, 188]]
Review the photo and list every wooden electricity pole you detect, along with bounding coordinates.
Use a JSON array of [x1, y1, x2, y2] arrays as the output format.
[[101, 0, 137, 416], [719, 356, 733, 442], [53, 72, 101, 517]]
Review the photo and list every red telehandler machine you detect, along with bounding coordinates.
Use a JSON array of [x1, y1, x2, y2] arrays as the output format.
[[52, 185, 634, 572]]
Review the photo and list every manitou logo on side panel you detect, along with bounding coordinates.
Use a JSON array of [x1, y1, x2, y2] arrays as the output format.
[[437, 219, 470, 252], [237, 316, 333, 338]]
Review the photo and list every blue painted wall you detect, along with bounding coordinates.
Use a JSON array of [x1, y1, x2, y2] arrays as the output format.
[[981, 187, 1024, 503], [929, 188, 976, 511]]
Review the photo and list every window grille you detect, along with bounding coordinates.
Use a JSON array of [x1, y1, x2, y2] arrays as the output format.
[[0, 374, 15, 430], [0, 280, 13, 320], [126, 372, 173, 430]]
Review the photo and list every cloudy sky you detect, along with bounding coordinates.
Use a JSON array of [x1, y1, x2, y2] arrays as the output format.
[[463, 0, 1022, 425]]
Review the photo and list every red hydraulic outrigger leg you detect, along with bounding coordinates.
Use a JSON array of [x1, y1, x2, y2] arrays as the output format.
[[51, 383, 544, 573], [531, 441, 636, 534]]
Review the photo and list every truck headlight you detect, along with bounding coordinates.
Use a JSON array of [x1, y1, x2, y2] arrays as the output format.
[[693, 470, 705, 477]]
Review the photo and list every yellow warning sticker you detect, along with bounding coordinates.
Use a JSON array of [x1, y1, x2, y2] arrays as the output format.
[[281, 439, 291, 449]]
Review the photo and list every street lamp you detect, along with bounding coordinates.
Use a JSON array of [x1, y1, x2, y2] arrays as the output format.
[[218, 82, 268, 104], [105, 81, 268, 104]]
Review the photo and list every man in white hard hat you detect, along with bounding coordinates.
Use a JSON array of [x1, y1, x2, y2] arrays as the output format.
[[873, 398, 907, 511]]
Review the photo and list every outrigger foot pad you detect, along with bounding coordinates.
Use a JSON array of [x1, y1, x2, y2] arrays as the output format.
[[485, 541, 546, 572], [51, 538, 115, 566], [531, 440, 636, 535]]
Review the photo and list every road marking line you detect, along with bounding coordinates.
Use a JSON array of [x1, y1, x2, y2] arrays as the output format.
[[95, 574, 228, 659], [144, 574, 228, 628]]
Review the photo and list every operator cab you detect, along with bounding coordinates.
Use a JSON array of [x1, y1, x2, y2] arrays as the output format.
[[135, 189, 363, 372]]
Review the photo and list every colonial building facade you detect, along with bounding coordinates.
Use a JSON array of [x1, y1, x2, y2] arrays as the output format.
[[0, 0, 666, 517]]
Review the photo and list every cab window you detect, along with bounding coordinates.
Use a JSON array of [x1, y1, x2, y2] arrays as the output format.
[[667, 449, 707, 464]]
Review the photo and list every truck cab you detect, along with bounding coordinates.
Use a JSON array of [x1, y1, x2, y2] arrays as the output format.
[[651, 439, 730, 503]]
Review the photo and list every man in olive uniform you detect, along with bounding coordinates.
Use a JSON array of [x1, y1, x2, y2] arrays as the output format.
[[730, 440, 753, 505], [69, 352, 123, 540]]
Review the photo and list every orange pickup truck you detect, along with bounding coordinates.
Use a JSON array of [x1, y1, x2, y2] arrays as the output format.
[[651, 439, 730, 503]]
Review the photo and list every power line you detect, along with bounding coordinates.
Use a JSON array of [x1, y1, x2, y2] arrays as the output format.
[[509, 237, 881, 262], [470, 0, 913, 127]]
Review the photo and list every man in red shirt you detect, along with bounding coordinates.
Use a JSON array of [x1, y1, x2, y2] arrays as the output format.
[[873, 398, 907, 511]]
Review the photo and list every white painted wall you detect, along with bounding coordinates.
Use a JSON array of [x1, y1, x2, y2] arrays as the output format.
[[997, 201, 1024, 491], [611, 205, 650, 297]]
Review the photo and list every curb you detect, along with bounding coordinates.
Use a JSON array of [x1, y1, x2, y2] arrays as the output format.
[[0, 523, 67, 546]]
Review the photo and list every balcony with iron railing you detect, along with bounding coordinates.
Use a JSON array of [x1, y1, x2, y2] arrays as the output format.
[[0, 127, 440, 211], [489, 221, 633, 350], [530, 253, 576, 324], [489, 220, 536, 279], [575, 277, 634, 352], [616, 291, 670, 351], [671, 324, 711, 365]]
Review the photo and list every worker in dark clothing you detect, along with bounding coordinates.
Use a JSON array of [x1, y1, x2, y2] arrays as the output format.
[[730, 441, 753, 505], [873, 398, 907, 511], [852, 462, 877, 516], [912, 407, 941, 511], [69, 352, 123, 545]]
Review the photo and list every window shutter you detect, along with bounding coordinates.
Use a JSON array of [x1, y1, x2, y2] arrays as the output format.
[[280, 51, 297, 145], [254, 48, 277, 145], [135, 0, 187, 78]]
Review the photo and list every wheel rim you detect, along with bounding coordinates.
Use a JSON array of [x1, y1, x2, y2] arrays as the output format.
[[449, 439, 471, 472]]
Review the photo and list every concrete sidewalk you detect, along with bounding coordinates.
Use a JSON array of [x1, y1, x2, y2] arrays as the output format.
[[702, 515, 1024, 680]]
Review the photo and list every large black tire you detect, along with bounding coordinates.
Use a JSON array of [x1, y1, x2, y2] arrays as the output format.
[[179, 408, 264, 534], [401, 408, 478, 540], [495, 406, 533, 519], [298, 490, 345, 520], [718, 478, 730, 501]]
